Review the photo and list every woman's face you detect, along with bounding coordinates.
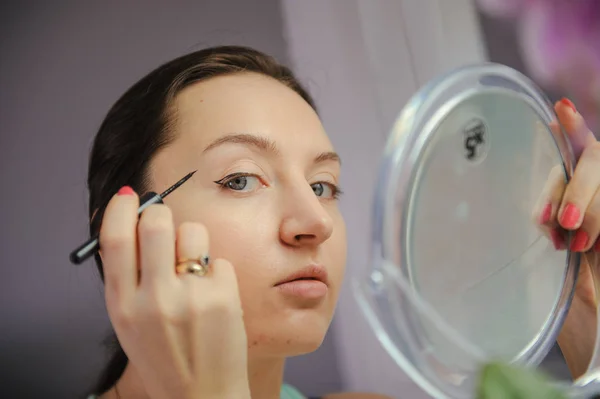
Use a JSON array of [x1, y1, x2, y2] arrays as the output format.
[[149, 73, 347, 358]]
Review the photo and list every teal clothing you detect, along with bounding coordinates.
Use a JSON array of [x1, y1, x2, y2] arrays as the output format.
[[87, 383, 306, 398], [281, 383, 307, 399]]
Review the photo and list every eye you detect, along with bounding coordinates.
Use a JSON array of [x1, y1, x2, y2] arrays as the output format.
[[215, 173, 262, 193], [311, 182, 342, 200]]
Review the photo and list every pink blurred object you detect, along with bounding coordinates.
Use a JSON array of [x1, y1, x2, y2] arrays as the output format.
[[478, 0, 600, 131]]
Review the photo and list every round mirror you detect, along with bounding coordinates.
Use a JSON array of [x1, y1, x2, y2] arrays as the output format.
[[355, 63, 584, 398]]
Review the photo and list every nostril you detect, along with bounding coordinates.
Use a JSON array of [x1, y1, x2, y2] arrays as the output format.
[[294, 233, 316, 242]]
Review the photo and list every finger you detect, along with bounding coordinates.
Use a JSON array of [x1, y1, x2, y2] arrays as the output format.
[[557, 141, 600, 231], [572, 188, 600, 252], [554, 99, 600, 231], [555, 98, 596, 160], [187, 257, 245, 377], [175, 222, 210, 282], [98, 186, 140, 304], [210, 258, 241, 296], [138, 204, 177, 289]]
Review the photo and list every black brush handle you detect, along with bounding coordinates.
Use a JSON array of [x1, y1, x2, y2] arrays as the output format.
[[69, 192, 162, 265]]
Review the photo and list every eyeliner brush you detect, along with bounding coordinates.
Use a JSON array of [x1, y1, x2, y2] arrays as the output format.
[[69, 170, 197, 265]]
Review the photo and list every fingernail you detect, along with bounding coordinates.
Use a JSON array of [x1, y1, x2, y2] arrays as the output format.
[[539, 203, 552, 224], [560, 203, 580, 229], [570, 230, 589, 252], [550, 229, 566, 250], [560, 97, 577, 113], [118, 186, 135, 196]]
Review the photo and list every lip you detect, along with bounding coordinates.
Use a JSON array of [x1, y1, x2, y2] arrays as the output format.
[[275, 279, 328, 299], [275, 264, 329, 287]]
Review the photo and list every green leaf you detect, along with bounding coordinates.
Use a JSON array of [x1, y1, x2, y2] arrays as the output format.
[[476, 361, 567, 399]]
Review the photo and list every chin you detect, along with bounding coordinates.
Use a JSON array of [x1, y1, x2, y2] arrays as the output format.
[[247, 308, 333, 357]]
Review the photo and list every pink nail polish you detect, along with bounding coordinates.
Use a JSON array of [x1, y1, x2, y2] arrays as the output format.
[[550, 229, 565, 250], [560, 97, 577, 113], [118, 186, 135, 196], [539, 203, 552, 224], [570, 230, 589, 252], [560, 203, 580, 229]]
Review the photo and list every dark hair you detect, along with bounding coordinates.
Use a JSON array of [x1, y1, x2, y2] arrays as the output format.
[[87, 45, 316, 395]]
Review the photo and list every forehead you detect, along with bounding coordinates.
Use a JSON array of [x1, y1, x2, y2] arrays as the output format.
[[172, 72, 333, 152]]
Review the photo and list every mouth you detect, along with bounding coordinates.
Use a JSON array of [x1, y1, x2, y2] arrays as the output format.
[[275, 265, 329, 287], [275, 265, 329, 299]]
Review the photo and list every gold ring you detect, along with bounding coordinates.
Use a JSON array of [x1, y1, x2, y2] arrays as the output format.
[[176, 258, 209, 277]]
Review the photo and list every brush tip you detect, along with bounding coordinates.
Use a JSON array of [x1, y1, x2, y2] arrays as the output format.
[[184, 170, 197, 181], [184, 170, 197, 179]]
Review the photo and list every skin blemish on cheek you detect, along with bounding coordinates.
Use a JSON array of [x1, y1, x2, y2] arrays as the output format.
[[249, 334, 271, 348]]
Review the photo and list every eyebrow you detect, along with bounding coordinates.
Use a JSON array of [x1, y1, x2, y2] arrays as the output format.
[[203, 133, 341, 165]]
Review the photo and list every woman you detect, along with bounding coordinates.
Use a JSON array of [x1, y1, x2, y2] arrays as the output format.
[[86, 45, 599, 398]]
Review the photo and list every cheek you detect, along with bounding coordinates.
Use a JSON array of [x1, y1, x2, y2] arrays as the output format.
[[171, 195, 280, 297], [329, 213, 348, 285], [198, 206, 279, 293], [177, 196, 272, 261], [208, 220, 274, 270], [205, 215, 285, 340]]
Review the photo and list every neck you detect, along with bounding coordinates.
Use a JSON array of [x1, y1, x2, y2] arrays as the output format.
[[106, 356, 286, 399], [248, 355, 286, 399]]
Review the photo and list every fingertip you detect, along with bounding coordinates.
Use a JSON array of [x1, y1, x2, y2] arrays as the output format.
[[555, 102, 578, 132], [101, 186, 141, 240], [558, 202, 582, 230], [211, 258, 239, 282], [555, 98, 593, 144], [107, 186, 139, 207], [98, 188, 140, 300], [559, 97, 577, 114], [118, 186, 136, 196], [211, 257, 233, 269]]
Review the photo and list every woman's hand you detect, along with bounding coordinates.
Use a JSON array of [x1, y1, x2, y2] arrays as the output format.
[[535, 99, 600, 379], [99, 187, 250, 399]]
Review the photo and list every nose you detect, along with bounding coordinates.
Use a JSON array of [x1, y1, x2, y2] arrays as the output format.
[[279, 184, 334, 247]]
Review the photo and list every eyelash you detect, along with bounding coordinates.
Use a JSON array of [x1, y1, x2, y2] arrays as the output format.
[[214, 172, 259, 190], [320, 182, 343, 200], [214, 172, 343, 200]]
